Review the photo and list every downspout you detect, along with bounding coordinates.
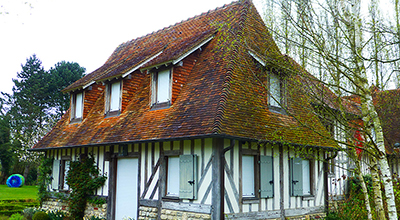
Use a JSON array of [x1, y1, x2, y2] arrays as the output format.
[[324, 150, 338, 212]]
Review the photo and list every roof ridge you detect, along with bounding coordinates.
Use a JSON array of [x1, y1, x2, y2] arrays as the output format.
[[111, 1, 241, 58], [212, 0, 250, 134]]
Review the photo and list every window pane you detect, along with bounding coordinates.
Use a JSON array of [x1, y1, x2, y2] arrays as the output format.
[[75, 93, 83, 118], [242, 155, 255, 197], [157, 69, 170, 103], [302, 159, 310, 195], [110, 82, 121, 111], [63, 161, 70, 190], [269, 73, 280, 107], [167, 156, 180, 196]]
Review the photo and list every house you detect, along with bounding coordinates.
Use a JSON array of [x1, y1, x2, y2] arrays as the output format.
[[32, 0, 338, 219], [321, 87, 400, 201]]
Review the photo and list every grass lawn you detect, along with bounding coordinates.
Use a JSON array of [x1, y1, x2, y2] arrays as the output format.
[[0, 185, 38, 200]]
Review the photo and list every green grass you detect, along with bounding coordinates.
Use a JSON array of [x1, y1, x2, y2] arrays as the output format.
[[0, 185, 38, 200]]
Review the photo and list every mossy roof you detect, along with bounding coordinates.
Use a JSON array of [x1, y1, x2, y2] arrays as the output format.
[[33, 0, 336, 150]]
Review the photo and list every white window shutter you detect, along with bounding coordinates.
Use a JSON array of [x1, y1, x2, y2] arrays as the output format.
[[52, 159, 60, 190], [63, 161, 70, 190], [302, 159, 311, 195], [75, 93, 83, 118], [110, 82, 121, 111], [242, 155, 255, 197], [157, 69, 170, 103]]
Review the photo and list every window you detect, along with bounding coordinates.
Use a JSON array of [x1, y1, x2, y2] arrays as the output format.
[[152, 68, 171, 108], [290, 157, 312, 196], [242, 155, 255, 197], [166, 154, 197, 199], [268, 72, 285, 113], [71, 92, 83, 122], [242, 155, 274, 199], [167, 156, 180, 197], [106, 81, 122, 116], [51, 158, 71, 191]]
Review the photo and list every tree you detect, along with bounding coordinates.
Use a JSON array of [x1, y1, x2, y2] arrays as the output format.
[[3, 55, 86, 181], [263, 0, 399, 219], [49, 61, 86, 117]]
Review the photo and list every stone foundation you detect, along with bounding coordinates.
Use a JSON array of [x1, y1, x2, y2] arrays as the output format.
[[285, 213, 325, 220], [41, 198, 107, 219], [138, 206, 211, 220]]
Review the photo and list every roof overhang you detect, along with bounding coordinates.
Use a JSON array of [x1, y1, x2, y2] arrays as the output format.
[[29, 133, 336, 152]]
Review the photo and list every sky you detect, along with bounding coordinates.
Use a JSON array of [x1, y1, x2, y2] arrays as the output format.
[[0, 0, 264, 95]]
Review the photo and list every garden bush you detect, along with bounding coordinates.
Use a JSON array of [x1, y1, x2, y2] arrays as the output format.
[[32, 211, 50, 220]]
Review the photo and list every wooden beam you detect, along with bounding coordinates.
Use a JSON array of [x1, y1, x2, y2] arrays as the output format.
[[279, 144, 285, 220], [211, 138, 224, 219]]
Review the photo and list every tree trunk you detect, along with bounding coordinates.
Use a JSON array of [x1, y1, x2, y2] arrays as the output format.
[[351, 149, 373, 220]]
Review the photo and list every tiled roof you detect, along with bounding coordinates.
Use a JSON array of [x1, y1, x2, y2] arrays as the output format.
[[33, 0, 336, 150], [373, 88, 400, 154]]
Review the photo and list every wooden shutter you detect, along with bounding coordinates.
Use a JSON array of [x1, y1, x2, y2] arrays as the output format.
[[260, 155, 274, 198], [52, 159, 60, 190], [179, 154, 197, 199], [291, 157, 303, 196]]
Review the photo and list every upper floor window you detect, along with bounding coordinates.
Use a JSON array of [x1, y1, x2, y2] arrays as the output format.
[[152, 68, 171, 109], [71, 92, 83, 122], [106, 81, 122, 116], [269, 72, 285, 113]]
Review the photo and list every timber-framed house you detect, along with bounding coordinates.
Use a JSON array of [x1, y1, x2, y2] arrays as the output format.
[[32, 0, 337, 219]]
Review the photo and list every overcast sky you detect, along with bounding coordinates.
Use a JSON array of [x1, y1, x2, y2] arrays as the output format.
[[0, 0, 263, 95]]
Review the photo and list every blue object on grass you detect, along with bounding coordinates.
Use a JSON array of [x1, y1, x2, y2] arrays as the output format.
[[6, 174, 25, 187]]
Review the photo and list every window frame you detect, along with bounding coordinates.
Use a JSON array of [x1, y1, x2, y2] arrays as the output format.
[[151, 67, 172, 109], [105, 80, 122, 117], [70, 91, 84, 123]]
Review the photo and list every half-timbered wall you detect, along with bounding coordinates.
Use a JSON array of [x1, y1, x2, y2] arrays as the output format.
[[139, 138, 214, 209], [223, 140, 326, 219], [47, 137, 327, 219], [47, 146, 113, 197]]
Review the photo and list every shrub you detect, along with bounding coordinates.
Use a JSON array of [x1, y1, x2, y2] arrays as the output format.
[[23, 207, 39, 220], [32, 211, 50, 220], [9, 213, 24, 220], [47, 210, 69, 220]]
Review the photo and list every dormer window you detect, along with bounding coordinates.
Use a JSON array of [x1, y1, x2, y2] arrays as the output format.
[[152, 68, 171, 109], [268, 72, 285, 113], [71, 92, 83, 122], [106, 81, 122, 116]]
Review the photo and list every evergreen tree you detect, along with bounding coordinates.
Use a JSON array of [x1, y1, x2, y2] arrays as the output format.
[[49, 61, 86, 117]]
